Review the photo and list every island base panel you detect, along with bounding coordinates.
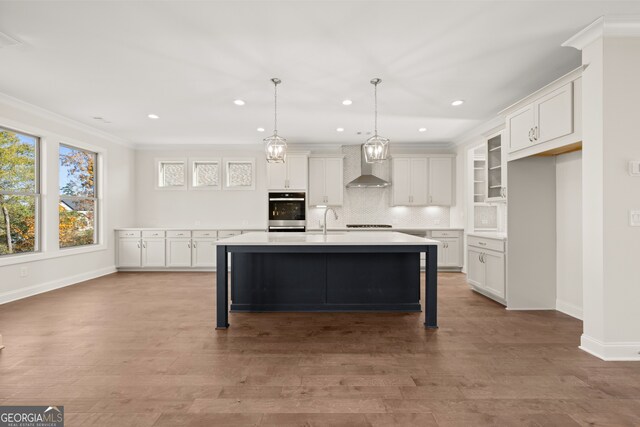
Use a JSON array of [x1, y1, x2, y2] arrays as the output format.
[[230, 252, 421, 312]]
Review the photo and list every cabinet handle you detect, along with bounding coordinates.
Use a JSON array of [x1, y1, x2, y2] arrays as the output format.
[[193, 242, 197, 248], [528, 128, 533, 142], [534, 126, 539, 140], [137, 242, 140, 248], [429, 195, 433, 203], [143, 242, 146, 249], [478, 242, 487, 246], [479, 253, 482, 263], [188, 243, 191, 248]]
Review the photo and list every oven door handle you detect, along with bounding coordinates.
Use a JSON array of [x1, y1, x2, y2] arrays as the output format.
[[269, 198, 305, 201]]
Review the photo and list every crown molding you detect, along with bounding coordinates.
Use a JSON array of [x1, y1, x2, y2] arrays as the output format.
[[452, 116, 505, 147], [134, 141, 455, 152], [563, 15, 640, 51], [0, 92, 134, 148]]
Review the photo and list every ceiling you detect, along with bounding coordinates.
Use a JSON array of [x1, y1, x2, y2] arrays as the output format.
[[1, 1, 640, 147]]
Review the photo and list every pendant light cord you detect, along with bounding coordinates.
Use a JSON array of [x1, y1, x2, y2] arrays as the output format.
[[373, 80, 378, 135], [273, 80, 278, 135]]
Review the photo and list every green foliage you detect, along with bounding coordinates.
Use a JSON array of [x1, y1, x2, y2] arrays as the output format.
[[1, 130, 37, 255]]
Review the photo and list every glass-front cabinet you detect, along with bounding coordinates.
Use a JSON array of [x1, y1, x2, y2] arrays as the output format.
[[486, 131, 507, 202]]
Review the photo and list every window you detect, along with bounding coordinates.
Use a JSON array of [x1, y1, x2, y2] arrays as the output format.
[[0, 127, 40, 256], [157, 160, 186, 189], [190, 159, 221, 190], [59, 144, 98, 248]]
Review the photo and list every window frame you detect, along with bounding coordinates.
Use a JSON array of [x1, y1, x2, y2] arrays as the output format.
[[155, 158, 187, 190], [189, 158, 222, 191], [0, 125, 41, 258], [58, 143, 99, 249]]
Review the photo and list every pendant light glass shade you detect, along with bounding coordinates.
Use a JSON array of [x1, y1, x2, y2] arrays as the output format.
[[363, 78, 390, 163], [264, 78, 287, 163]]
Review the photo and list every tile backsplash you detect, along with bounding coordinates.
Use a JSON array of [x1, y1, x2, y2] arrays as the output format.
[[474, 205, 498, 230], [307, 146, 451, 228]]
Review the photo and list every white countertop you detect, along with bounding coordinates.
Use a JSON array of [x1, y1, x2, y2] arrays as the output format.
[[218, 231, 439, 246], [305, 227, 463, 232], [115, 227, 266, 231], [466, 231, 508, 240]]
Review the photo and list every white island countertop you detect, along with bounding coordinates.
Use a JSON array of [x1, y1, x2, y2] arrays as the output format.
[[217, 231, 440, 246]]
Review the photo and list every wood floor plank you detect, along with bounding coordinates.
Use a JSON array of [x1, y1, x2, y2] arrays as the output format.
[[0, 271, 638, 426]]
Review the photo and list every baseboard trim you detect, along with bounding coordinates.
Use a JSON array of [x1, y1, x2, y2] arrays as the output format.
[[555, 299, 583, 320], [0, 265, 116, 305], [580, 334, 640, 361]]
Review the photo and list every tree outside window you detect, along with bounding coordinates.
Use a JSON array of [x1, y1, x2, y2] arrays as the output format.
[[0, 128, 39, 256], [59, 144, 98, 248]]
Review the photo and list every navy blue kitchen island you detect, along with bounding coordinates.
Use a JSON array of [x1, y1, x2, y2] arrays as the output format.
[[215, 231, 439, 329]]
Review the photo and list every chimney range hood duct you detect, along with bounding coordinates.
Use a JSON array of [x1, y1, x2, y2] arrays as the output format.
[[346, 146, 390, 188]]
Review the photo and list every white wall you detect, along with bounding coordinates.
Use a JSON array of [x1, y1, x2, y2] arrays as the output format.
[[134, 147, 268, 229], [579, 34, 640, 360], [0, 94, 135, 304], [555, 151, 583, 319]]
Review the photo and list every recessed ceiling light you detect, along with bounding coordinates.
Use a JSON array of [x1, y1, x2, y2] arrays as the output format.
[[234, 99, 245, 106], [451, 100, 464, 106], [336, 127, 345, 132], [418, 127, 427, 132], [148, 114, 159, 119], [257, 127, 265, 132], [342, 99, 352, 106]]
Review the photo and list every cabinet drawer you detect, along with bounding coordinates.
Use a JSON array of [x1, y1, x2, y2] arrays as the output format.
[[193, 230, 217, 238], [166, 230, 191, 238], [468, 236, 504, 252], [118, 230, 141, 238], [431, 230, 461, 238], [218, 230, 241, 239], [142, 230, 165, 238]]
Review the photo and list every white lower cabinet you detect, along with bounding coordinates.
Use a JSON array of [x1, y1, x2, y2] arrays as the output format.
[[466, 235, 506, 304], [438, 238, 461, 268], [116, 229, 237, 270], [118, 238, 141, 267], [166, 239, 192, 267], [192, 238, 217, 268], [142, 238, 165, 267], [429, 230, 463, 271]]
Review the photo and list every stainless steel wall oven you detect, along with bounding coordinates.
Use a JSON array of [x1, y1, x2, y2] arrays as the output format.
[[268, 192, 306, 232]]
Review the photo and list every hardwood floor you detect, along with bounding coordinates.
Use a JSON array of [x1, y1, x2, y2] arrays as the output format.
[[1, 272, 639, 426]]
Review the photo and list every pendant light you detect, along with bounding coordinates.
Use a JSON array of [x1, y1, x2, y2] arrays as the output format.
[[363, 78, 390, 163], [264, 78, 287, 163]]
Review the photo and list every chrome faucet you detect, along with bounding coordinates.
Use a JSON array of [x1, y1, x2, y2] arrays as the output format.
[[323, 207, 338, 236]]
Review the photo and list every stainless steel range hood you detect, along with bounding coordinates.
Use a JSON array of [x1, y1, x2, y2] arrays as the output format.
[[346, 146, 390, 188]]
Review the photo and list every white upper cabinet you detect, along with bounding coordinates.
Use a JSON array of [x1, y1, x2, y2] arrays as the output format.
[[391, 158, 412, 205], [309, 157, 343, 206], [536, 83, 573, 144], [428, 157, 453, 206], [486, 131, 507, 202], [507, 82, 574, 154], [504, 68, 582, 161], [391, 157, 428, 206], [392, 156, 454, 206], [267, 154, 308, 190], [507, 104, 535, 153]]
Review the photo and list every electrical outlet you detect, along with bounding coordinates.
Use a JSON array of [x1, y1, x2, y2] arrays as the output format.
[[629, 161, 640, 176], [482, 219, 489, 225], [242, 220, 249, 226], [194, 220, 201, 226], [19, 267, 28, 278], [630, 211, 640, 226], [433, 219, 440, 225]]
